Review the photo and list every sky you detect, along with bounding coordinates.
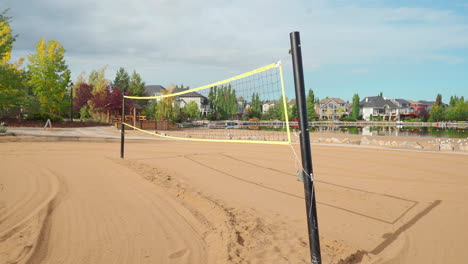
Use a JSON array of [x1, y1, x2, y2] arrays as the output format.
[[2, 0, 468, 102]]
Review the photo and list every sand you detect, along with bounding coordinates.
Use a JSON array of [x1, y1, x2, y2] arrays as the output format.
[[1, 136, 467, 263]]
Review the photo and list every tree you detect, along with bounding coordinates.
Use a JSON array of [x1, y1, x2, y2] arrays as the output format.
[[0, 64, 26, 114], [326, 107, 333, 120], [337, 106, 345, 119], [291, 103, 298, 119], [156, 87, 175, 120], [88, 66, 109, 93], [251, 92, 261, 119], [0, 9, 17, 64], [435, 94, 442, 106], [113, 67, 130, 92], [306, 89, 317, 120], [352, 93, 360, 120], [184, 101, 199, 119], [449, 96, 458, 107], [0, 10, 26, 115], [429, 94, 445, 121], [444, 98, 467, 121], [129, 70, 146, 96], [27, 38, 71, 114], [207, 85, 237, 120], [429, 105, 445, 121], [105, 87, 123, 113], [142, 100, 157, 120], [73, 83, 93, 111]]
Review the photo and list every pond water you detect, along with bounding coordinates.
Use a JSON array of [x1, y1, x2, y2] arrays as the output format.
[[310, 126, 468, 138]]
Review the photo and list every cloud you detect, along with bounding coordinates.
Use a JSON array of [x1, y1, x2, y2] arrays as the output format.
[[2, 0, 467, 86]]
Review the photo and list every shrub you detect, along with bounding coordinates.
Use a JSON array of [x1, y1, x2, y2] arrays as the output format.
[[342, 116, 356, 121]]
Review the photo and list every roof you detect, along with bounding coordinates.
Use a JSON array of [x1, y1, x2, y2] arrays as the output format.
[[407, 100, 427, 106], [288, 99, 296, 105], [145, 85, 165, 95], [395, 98, 410, 104], [319, 97, 346, 104], [418, 100, 435, 106], [360, 96, 398, 108], [178, 91, 207, 98]]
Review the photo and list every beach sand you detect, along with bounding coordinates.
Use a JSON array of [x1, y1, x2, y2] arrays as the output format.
[[1, 137, 467, 263]]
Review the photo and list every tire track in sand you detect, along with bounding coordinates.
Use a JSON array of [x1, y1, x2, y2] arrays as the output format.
[[5, 151, 208, 264]]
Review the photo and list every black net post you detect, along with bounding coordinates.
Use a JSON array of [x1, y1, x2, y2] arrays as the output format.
[[290, 31, 322, 264], [70, 82, 74, 122], [120, 88, 125, 159]]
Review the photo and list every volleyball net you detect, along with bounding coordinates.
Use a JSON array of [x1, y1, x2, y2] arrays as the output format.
[[122, 61, 291, 145]]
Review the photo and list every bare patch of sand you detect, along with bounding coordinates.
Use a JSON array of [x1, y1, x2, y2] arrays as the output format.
[[1, 139, 467, 263]]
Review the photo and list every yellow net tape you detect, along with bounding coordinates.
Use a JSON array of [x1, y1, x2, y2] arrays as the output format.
[[123, 122, 290, 145]]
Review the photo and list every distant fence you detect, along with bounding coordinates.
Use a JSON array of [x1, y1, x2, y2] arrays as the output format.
[[115, 120, 180, 130], [116, 120, 467, 130], [306, 121, 467, 128]]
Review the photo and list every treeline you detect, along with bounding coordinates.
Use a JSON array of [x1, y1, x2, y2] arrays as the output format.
[[428, 94, 467, 122], [1, 9, 72, 121]]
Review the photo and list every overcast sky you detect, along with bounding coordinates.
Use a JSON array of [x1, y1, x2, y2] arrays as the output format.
[[2, 0, 468, 101]]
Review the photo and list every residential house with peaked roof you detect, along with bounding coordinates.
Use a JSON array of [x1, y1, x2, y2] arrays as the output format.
[[407, 100, 428, 118], [360, 96, 399, 121], [390, 98, 415, 119], [317, 97, 348, 120], [262, 101, 275, 114], [174, 88, 210, 117]]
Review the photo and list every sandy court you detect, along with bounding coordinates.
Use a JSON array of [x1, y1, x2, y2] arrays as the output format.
[[1, 137, 468, 263]]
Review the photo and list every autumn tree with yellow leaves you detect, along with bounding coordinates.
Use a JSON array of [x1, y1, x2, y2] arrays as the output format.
[[0, 9, 26, 115], [27, 38, 71, 114]]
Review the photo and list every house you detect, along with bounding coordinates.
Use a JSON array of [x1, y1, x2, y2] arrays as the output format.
[[317, 98, 348, 120], [145, 85, 166, 101], [390, 98, 415, 119], [407, 100, 428, 117], [145, 85, 210, 116], [360, 96, 399, 121], [174, 89, 210, 116], [237, 98, 246, 116], [262, 102, 275, 114]]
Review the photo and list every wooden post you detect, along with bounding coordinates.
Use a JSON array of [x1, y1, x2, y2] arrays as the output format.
[[133, 108, 136, 130]]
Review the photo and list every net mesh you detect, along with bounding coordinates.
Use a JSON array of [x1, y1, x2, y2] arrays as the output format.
[[123, 62, 291, 145]]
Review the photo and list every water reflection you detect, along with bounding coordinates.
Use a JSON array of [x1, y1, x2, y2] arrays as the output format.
[[310, 126, 468, 138]]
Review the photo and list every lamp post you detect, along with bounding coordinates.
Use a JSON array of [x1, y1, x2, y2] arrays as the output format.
[[69, 82, 74, 122]]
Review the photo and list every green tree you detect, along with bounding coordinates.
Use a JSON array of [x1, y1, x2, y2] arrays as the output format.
[[429, 105, 445, 121], [184, 101, 199, 119], [435, 94, 442, 106], [251, 92, 261, 119], [113, 67, 130, 92], [449, 96, 458, 107], [291, 103, 298, 119], [429, 94, 445, 121], [444, 99, 468, 121], [142, 100, 157, 120], [352, 93, 360, 120], [306, 89, 317, 120], [129, 70, 145, 96], [27, 38, 71, 114], [171, 101, 182, 122], [0, 64, 26, 114]]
